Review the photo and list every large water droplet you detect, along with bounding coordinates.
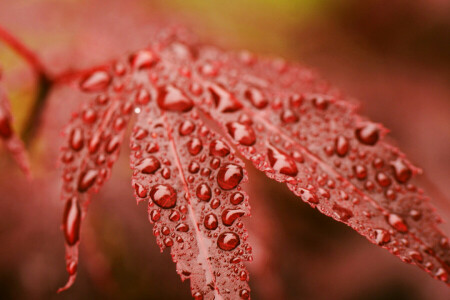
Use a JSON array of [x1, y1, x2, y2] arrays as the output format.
[[267, 145, 298, 176], [280, 109, 299, 124], [80, 70, 111, 92], [187, 138, 203, 156], [221, 209, 245, 226], [374, 228, 391, 245], [355, 124, 379, 146], [69, 128, 84, 151], [204, 213, 218, 230], [129, 49, 158, 69], [63, 197, 81, 245], [217, 164, 244, 190], [226, 122, 256, 146], [332, 203, 353, 221], [196, 183, 212, 201], [150, 184, 177, 209], [391, 159, 412, 183], [244, 88, 268, 109], [210, 139, 230, 157], [78, 169, 98, 192], [179, 120, 195, 136], [209, 84, 243, 113], [335, 136, 349, 157], [387, 213, 408, 233], [157, 85, 194, 112], [217, 232, 240, 251], [138, 156, 161, 174]]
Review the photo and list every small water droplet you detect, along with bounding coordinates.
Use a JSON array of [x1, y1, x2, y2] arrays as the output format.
[[312, 96, 329, 110], [332, 203, 353, 221], [230, 192, 244, 205], [134, 182, 148, 198], [300, 189, 318, 204], [176, 223, 189, 232]]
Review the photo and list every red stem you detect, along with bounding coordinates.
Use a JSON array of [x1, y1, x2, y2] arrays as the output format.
[[0, 25, 50, 78]]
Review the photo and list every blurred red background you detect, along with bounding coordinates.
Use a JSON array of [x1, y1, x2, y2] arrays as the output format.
[[0, 0, 449, 299]]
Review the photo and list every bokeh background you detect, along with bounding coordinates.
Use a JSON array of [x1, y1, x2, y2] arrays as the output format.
[[0, 0, 449, 299]]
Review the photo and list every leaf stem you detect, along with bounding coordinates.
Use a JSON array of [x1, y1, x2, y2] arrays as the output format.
[[0, 24, 53, 144]]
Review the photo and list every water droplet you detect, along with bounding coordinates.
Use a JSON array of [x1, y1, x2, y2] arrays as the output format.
[[210, 157, 220, 169], [409, 209, 421, 221], [63, 197, 81, 245], [355, 124, 379, 145], [134, 182, 148, 198], [69, 128, 84, 151], [80, 70, 111, 92], [164, 237, 174, 247], [332, 203, 353, 221], [391, 159, 412, 183], [157, 85, 194, 112], [188, 162, 200, 173], [135, 88, 151, 105], [387, 214, 408, 233], [244, 88, 268, 109], [217, 164, 244, 190], [179, 120, 195, 136], [376, 172, 392, 187], [138, 156, 161, 174], [312, 96, 329, 110], [129, 49, 158, 69], [267, 145, 298, 176], [222, 209, 245, 226], [280, 109, 299, 123], [226, 122, 256, 146], [161, 168, 171, 179], [374, 228, 391, 245], [353, 165, 367, 180], [300, 189, 318, 204], [82, 109, 97, 124], [78, 169, 98, 192], [150, 209, 160, 222], [150, 184, 177, 209], [435, 268, 448, 282], [239, 289, 250, 299], [193, 291, 203, 300], [409, 250, 423, 263], [204, 213, 218, 230], [230, 192, 244, 205], [335, 136, 349, 157], [217, 232, 240, 251], [169, 210, 180, 222], [210, 139, 230, 157], [209, 84, 243, 113], [196, 183, 212, 201], [187, 138, 203, 155], [176, 223, 189, 232]]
